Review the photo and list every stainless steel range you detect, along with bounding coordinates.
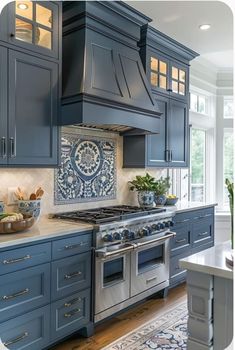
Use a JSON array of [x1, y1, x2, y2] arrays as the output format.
[[54, 205, 176, 323]]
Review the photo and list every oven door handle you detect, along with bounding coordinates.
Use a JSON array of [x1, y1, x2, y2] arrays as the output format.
[[95, 244, 135, 259], [135, 232, 176, 249]]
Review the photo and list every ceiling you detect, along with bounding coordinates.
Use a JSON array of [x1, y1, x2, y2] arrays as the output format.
[[126, 1, 233, 70]]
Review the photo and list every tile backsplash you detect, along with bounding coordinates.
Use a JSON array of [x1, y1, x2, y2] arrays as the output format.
[[0, 127, 167, 217]]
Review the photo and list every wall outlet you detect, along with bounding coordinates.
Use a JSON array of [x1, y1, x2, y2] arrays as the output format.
[[7, 187, 18, 206]]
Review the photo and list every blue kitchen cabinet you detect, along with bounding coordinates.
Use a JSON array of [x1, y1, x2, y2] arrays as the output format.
[[170, 207, 215, 288], [123, 25, 197, 169], [123, 96, 188, 168], [0, 1, 61, 167], [0, 230, 93, 349], [0, 46, 8, 165], [0, 1, 60, 60]]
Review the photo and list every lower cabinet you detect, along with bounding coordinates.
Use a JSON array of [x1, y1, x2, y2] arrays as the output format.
[[0, 231, 93, 349], [0, 306, 50, 350], [170, 207, 215, 288]]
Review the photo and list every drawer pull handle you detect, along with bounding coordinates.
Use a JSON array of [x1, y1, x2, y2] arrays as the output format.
[[3, 254, 31, 265], [176, 219, 189, 224], [146, 276, 157, 284], [176, 238, 187, 244], [198, 231, 208, 236], [2, 288, 29, 300], [4, 332, 29, 347], [63, 242, 88, 250], [64, 271, 82, 280], [9, 137, 15, 158], [64, 297, 81, 307], [1, 137, 6, 158], [64, 308, 81, 318]]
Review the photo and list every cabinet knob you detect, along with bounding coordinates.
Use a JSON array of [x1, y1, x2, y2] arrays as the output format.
[[10, 33, 15, 38], [167, 88, 173, 92]]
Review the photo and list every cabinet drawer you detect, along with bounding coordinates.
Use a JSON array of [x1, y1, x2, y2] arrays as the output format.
[[51, 252, 91, 300], [0, 243, 51, 275], [51, 289, 90, 341], [173, 212, 192, 226], [0, 264, 50, 323], [171, 226, 191, 256], [170, 251, 189, 287], [0, 305, 50, 350], [191, 207, 214, 222], [52, 232, 92, 260], [192, 219, 213, 247]]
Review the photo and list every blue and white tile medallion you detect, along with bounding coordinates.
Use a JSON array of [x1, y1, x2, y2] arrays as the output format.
[[54, 132, 117, 204]]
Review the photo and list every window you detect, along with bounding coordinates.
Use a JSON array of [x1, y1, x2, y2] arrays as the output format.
[[190, 93, 208, 114], [223, 97, 234, 119], [223, 130, 234, 205], [190, 129, 206, 202]]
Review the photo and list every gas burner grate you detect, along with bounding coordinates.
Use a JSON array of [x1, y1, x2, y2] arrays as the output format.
[[53, 205, 166, 224]]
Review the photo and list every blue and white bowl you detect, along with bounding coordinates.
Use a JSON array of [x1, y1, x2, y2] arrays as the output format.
[[0, 201, 4, 213], [137, 191, 155, 207], [18, 200, 41, 221]]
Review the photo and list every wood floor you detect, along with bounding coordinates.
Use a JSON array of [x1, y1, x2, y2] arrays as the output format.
[[51, 283, 187, 350]]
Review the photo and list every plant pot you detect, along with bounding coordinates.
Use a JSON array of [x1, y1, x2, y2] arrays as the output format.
[[155, 194, 167, 206], [18, 200, 41, 221], [137, 191, 155, 207]]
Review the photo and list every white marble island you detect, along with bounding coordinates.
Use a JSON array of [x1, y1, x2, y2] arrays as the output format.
[[180, 242, 233, 350]]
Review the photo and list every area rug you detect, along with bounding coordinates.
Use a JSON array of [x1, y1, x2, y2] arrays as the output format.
[[103, 302, 188, 350]]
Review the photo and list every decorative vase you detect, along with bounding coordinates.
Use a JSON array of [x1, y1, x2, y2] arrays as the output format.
[[137, 191, 155, 207], [155, 194, 167, 206], [0, 201, 4, 213], [18, 200, 41, 221]]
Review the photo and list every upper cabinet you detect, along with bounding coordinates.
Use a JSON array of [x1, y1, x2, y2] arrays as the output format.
[[0, 2, 61, 167], [149, 53, 189, 102], [1, 1, 59, 59]]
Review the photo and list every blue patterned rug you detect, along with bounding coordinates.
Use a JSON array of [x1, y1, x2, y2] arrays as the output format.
[[103, 302, 188, 350]]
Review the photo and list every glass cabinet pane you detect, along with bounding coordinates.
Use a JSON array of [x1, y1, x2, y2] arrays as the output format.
[[36, 27, 51, 49], [172, 66, 178, 80], [36, 4, 52, 28], [159, 75, 167, 89], [179, 69, 186, 82], [151, 57, 158, 71], [159, 61, 167, 74], [172, 80, 178, 94], [151, 72, 158, 86], [15, 1, 33, 20], [179, 83, 185, 95], [15, 18, 32, 43]]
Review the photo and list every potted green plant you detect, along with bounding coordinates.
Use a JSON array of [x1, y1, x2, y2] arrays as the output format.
[[154, 176, 171, 206], [225, 178, 234, 249], [128, 173, 156, 207]]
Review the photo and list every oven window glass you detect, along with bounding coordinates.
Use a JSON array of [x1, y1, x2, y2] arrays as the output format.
[[138, 245, 164, 273], [103, 257, 124, 286]]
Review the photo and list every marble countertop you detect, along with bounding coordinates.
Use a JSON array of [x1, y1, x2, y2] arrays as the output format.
[[180, 241, 233, 280], [0, 218, 93, 249], [167, 201, 217, 214]]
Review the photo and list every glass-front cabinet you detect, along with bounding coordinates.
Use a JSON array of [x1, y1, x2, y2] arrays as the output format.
[[150, 53, 188, 101], [6, 1, 59, 58]]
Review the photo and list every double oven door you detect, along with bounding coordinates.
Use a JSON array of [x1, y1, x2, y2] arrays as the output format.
[[130, 235, 170, 296], [95, 246, 132, 315], [95, 232, 175, 317]]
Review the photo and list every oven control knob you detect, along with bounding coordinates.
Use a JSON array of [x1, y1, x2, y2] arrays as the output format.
[[160, 222, 165, 229], [163, 221, 169, 227], [146, 225, 152, 234], [122, 229, 131, 239], [151, 223, 158, 231], [139, 227, 150, 237], [103, 233, 113, 242], [113, 232, 122, 241], [169, 220, 174, 227]]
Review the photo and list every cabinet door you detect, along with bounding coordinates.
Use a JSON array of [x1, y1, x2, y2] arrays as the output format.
[[169, 61, 189, 102], [8, 50, 59, 166], [0, 3, 9, 42], [8, 1, 59, 58], [148, 51, 170, 95], [168, 99, 189, 167], [146, 95, 169, 167], [0, 46, 8, 165]]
